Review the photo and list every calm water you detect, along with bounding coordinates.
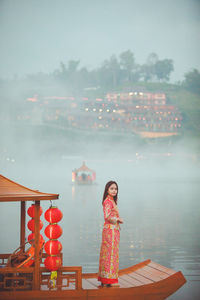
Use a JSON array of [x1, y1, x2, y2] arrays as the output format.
[[1, 157, 200, 299]]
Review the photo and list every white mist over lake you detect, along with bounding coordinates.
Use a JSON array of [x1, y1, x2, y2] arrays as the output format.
[[0, 134, 200, 298]]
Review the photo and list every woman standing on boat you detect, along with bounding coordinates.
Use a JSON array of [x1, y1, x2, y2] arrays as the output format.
[[98, 181, 123, 287]]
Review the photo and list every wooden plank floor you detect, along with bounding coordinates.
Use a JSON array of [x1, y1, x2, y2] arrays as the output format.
[[40, 261, 179, 291], [148, 261, 176, 275], [82, 278, 99, 289], [82, 261, 175, 290]]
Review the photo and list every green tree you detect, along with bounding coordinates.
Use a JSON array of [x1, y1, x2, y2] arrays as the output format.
[[109, 55, 121, 87], [98, 55, 121, 88], [119, 50, 135, 82], [140, 64, 154, 82], [154, 59, 174, 81], [54, 62, 68, 82], [183, 69, 200, 94], [67, 60, 80, 73], [146, 52, 159, 65], [140, 53, 159, 82], [55, 60, 80, 91]]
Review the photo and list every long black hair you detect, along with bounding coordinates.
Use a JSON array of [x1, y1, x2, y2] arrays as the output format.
[[102, 181, 118, 205]]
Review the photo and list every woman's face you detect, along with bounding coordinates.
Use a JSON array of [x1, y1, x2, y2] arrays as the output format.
[[107, 183, 118, 197]]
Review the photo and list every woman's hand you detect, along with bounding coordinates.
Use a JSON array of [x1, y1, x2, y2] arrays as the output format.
[[117, 218, 123, 224]]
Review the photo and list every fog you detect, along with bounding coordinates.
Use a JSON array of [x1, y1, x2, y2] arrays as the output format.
[[1, 118, 200, 299], [0, 0, 200, 81], [0, 76, 200, 190], [0, 1, 200, 299]]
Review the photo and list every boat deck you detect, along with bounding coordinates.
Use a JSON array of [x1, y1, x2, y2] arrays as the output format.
[[0, 259, 186, 300], [82, 261, 176, 290]]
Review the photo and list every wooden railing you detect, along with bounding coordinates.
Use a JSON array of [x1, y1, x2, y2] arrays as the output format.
[[0, 254, 10, 267], [40, 266, 82, 290], [0, 254, 82, 291], [0, 266, 34, 291]]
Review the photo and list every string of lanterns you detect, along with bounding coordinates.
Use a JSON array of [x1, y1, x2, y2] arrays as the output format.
[[26, 204, 44, 267], [27, 204, 63, 287], [44, 206, 63, 287], [27, 204, 44, 244]]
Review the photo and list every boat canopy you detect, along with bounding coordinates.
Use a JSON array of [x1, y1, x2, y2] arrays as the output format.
[[0, 174, 59, 202], [75, 161, 95, 173]]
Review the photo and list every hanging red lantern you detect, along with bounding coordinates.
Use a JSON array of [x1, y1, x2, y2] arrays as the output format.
[[27, 219, 43, 232], [27, 204, 43, 218], [44, 205, 63, 286], [44, 224, 62, 239], [28, 233, 44, 243], [44, 206, 63, 223], [44, 255, 62, 271], [44, 240, 62, 255], [27, 204, 44, 246]]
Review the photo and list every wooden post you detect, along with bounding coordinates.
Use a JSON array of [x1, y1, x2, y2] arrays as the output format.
[[20, 201, 26, 251], [77, 266, 82, 290], [33, 200, 40, 290]]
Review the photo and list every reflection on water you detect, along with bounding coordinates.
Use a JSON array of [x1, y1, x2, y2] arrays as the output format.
[[0, 159, 200, 299]]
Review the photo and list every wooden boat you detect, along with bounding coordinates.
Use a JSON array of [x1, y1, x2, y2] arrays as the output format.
[[72, 161, 96, 185], [0, 174, 186, 300]]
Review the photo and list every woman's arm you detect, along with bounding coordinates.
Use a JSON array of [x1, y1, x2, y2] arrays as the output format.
[[104, 200, 118, 224]]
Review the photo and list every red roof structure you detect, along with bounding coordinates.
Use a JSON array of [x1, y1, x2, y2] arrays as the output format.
[[0, 174, 59, 202], [75, 161, 95, 173]]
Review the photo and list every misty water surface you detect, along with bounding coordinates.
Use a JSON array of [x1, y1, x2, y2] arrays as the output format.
[[0, 154, 200, 299]]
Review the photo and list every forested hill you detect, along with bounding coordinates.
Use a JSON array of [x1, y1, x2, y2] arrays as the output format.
[[0, 52, 200, 148]]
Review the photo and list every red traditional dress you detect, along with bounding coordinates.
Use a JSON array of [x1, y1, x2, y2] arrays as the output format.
[[98, 195, 120, 284]]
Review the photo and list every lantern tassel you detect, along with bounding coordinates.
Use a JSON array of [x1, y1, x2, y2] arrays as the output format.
[[50, 271, 57, 288]]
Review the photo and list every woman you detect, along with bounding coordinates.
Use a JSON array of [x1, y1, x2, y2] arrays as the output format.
[[98, 181, 123, 287]]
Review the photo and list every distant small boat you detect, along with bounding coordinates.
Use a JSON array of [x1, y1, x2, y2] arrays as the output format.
[[72, 162, 96, 185]]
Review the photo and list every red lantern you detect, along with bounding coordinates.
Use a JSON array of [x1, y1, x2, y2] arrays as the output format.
[[28, 233, 44, 243], [27, 205, 43, 218], [44, 224, 62, 239], [27, 219, 43, 232], [44, 256, 62, 271], [44, 240, 62, 255], [44, 205, 63, 281], [45, 206, 63, 223]]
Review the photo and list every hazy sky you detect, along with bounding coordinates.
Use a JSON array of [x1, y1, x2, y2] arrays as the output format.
[[0, 0, 200, 82]]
